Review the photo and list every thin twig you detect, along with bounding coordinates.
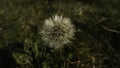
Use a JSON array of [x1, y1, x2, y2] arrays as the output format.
[[102, 25, 120, 33]]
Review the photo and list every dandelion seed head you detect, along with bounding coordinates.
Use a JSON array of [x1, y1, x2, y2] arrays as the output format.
[[41, 15, 75, 49]]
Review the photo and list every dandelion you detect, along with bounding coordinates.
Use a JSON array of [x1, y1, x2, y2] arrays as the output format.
[[41, 15, 75, 49]]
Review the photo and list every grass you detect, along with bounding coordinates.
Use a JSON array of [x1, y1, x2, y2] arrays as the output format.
[[0, 0, 120, 68]]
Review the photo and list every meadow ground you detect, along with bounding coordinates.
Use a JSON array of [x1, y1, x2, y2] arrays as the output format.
[[0, 0, 120, 68]]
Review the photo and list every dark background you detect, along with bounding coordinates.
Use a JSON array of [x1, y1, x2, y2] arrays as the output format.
[[0, 0, 120, 68]]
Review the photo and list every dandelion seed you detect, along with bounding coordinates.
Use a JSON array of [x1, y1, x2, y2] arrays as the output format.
[[41, 15, 75, 49]]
